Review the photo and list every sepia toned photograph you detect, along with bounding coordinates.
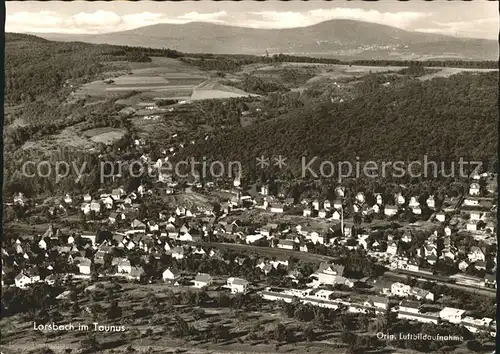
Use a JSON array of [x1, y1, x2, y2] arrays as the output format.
[[1, 1, 498, 354]]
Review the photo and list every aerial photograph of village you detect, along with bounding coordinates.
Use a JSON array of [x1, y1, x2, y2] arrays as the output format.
[[1, 1, 498, 354]]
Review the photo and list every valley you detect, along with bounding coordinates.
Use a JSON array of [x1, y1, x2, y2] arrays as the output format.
[[2, 27, 498, 354]]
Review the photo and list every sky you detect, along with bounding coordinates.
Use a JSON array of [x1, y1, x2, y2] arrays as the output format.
[[5, 1, 499, 40]]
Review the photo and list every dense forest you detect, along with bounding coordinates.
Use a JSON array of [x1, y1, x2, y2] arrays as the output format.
[[179, 71, 498, 177]]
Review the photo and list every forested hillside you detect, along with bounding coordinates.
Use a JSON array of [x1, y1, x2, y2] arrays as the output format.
[[180, 72, 498, 176], [36, 19, 499, 60], [4, 34, 498, 196]]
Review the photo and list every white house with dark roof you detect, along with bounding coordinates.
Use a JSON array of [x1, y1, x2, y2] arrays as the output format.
[[409, 197, 419, 208], [15, 272, 41, 289], [409, 287, 434, 301], [192, 246, 207, 256], [111, 188, 124, 200], [38, 238, 47, 250], [193, 273, 213, 288], [466, 222, 477, 231], [458, 260, 470, 272], [131, 219, 146, 229], [102, 196, 114, 209], [333, 199, 343, 209], [442, 248, 456, 261], [90, 200, 101, 213], [277, 239, 295, 250], [399, 300, 421, 314], [386, 241, 398, 256], [81, 203, 91, 214], [77, 258, 92, 275], [365, 296, 389, 310], [398, 300, 439, 324], [440, 307, 466, 324], [64, 194, 73, 204], [461, 316, 494, 334], [384, 205, 398, 217], [412, 205, 422, 215], [81, 233, 97, 246], [463, 197, 480, 206], [270, 203, 284, 213], [435, 211, 446, 222], [426, 195, 435, 209], [310, 263, 351, 287], [469, 183, 480, 196], [484, 273, 496, 288], [171, 246, 184, 259], [226, 277, 249, 294], [357, 233, 369, 250], [162, 268, 179, 282], [318, 209, 327, 218], [390, 282, 411, 298], [356, 192, 365, 204], [469, 210, 483, 221], [127, 266, 145, 281], [468, 247, 485, 263], [108, 212, 118, 224], [117, 259, 132, 274]]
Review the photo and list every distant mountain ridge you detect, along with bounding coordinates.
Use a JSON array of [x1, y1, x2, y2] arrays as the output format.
[[30, 19, 498, 60]]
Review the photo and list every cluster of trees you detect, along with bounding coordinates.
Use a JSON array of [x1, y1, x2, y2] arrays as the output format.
[[420, 282, 496, 319], [2, 283, 63, 316], [181, 53, 342, 73], [397, 63, 439, 76], [156, 99, 178, 107], [280, 68, 316, 86], [3, 144, 103, 198]]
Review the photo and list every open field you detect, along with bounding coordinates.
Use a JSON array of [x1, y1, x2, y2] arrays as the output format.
[[73, 57, 208, 101], [21, 125, 127, 151], [191, 79, 260, 101], [75, 57, 259, 103], [160, 190, 215, 210], [83, 127, 128, 145], [72, 57, 254, 105], [416, 67, 497, 81]]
